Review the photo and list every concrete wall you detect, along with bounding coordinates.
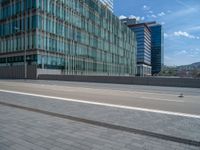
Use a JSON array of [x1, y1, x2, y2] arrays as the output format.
[[38, 75, 200, 88], [37, 69, 63, 76], [0, 65, 37, 79]]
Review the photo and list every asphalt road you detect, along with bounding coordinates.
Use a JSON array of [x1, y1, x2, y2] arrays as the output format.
[[0, 80, 200, 115]]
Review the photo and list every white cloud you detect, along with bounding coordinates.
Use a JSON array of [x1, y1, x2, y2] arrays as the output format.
[[151, 14, 157, 18], [119, 15, 127, 20], [148, 11, 153, 14], [164, 33, 168, 37], [174, 31, 199, 39], [189, 48, 200, 56], [143, 5, 150, 10], [119, 15, 145, 22], [174, 48, 200, 57], [164, 56, 172, 60], [129, 15, 137, 19], [129, 15, 145, 21], [180, 50, 187, 54], [158, 12, 166, 17], [171, 7, 197, 18], [161, 22, 166, 25], [146, 14, 157, 18], [167, 10, 172, 13], [176, 0, 192, 8], [195, 48, 200, 52], [175, 50, 188, 56], [188, 26, 200, 31], [190, 55, 196, 57], [141, 16, 145, 20], [192, 48, 200, 53]]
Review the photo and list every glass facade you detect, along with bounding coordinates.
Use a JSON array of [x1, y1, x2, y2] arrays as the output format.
[[0, 0, 137, 76], [127, 23, 152, 76], [148, 23, 164, 75], [99, 0, 113, 11]]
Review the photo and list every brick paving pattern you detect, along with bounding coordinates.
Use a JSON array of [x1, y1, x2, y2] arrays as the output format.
[[0, 105, 199, 150]]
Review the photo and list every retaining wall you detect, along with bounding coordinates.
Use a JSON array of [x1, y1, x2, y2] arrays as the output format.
[[38, 75, 200, 88], [0, 65, 37, 79]]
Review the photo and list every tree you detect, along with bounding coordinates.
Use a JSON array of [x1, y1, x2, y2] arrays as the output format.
[[191, 69, 200, 78]]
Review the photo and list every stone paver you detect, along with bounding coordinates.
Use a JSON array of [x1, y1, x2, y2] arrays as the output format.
[[0, 91, 200, 142], [0, 105, 199, 150]]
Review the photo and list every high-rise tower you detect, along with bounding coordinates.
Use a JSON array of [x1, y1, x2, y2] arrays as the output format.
[[121, 18, 152, 76], [99, 0, 113, 11], [147, 22, 164, 75]]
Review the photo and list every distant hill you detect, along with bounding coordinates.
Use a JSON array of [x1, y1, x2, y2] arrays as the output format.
[[159, 62, 200, 77], [177, 62, 200, 70]]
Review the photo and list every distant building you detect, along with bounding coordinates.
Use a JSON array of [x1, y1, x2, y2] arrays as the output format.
[[147, 22, 164, 75], [121, 18, 138, 25], [99, 0, 113, 11], [121, 18, 152, 76], [121, 18, 164, 76]]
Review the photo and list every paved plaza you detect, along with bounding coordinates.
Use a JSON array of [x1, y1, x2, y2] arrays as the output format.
[[0, 80, 200, 150]]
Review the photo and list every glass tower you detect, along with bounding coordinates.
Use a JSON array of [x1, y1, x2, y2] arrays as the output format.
[[0, 0, 137, 78], [129, 24, 152, 76], [147, 22, 164, 75], [99, 0, 113, 11], [122, 18, 152, 76]]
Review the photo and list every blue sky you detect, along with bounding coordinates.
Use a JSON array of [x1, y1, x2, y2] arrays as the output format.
[[114, 0, 200, 66]]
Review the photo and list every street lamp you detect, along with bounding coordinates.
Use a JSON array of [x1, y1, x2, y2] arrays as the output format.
[[14, 27, 27, 79]]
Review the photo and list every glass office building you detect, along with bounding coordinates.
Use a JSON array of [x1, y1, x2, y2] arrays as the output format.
[[0, 0, 137, 78], [99, 0, 113, 11], [122, 18, 152, 76], [148, 22, 164, 75]]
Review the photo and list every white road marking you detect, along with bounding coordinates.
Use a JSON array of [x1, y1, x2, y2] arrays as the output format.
[[1, 82, 185, 103], [140, 97, 184, 103], [0, 89, 199, 119], [1, 81, 199, 98]]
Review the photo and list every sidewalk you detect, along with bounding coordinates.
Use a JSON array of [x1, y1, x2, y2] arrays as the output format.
[[0, 104, 198, 150], [0, 90, 200, 149]]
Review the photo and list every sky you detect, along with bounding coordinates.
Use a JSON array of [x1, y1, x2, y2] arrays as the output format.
[[114, 0, 200, 66]]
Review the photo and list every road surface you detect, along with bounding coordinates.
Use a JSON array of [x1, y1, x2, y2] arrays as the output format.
[[0, 80, 199, 115], [0, 80, 200, 150]]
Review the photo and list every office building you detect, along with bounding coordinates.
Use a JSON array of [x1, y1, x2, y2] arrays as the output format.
[[121, 17, 138, 25], [147, 22, 164, 75], [121, 18, 164, 76], [0, 0, 137, 79], [122, 18, 152, 76], [99, 0, 113, 11]]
